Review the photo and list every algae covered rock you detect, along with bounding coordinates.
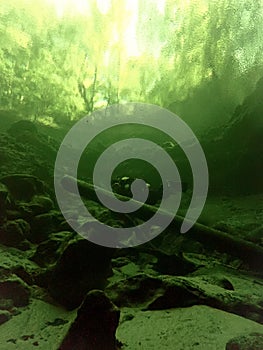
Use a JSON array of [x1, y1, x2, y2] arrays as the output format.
[[0, 182, 11, 224], [31, 231, 74, 267], [0, 174, 46, 202], [226, 332, 263, 349], [0, 310, 11, 325], [29, 212, 57, 243], [18, 195, 54, 217], [0, 219, 30, 247]]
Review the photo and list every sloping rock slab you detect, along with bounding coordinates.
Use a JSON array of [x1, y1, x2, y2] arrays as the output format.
[[106, 272, 263, 323], [117, 305, 263, 350]]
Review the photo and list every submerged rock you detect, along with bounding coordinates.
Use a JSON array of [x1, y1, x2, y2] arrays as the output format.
[[48, 239, 114, 309], [152, 250, 197, 276], [0, 183, 9, 221], [0, 276, 30, 307], [0, 174, 46, 202], [106, 272, 263, 323], [59, 290, 120, 350], [226, 332, 263, 349], [29, 212, 57, 243], [31, 231, 74, 267], [0, 219, 30, 247], [0, 310, 11, 325], [18, 195, 54, 217]]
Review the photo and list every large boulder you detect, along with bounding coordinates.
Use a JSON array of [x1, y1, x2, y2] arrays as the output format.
[[0, 174, 46, 202], [59, 290, 120, 350], [48, 239, 114, 310]]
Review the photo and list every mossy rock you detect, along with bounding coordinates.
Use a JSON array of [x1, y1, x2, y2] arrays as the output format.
[[18, 195, 54, 217], [0, 219, 30, 247], [29, 212, 57, 243], [226, 333, 263, 349], [0, 174, 46, 202], [0, 310, 11, 325], [31, 231, 74, 267]]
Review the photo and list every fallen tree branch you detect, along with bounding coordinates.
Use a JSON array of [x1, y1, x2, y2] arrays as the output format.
[[60, 175, 263, 272]]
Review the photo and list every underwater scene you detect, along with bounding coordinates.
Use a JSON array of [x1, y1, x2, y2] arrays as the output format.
[[0, 0, 262, 349]]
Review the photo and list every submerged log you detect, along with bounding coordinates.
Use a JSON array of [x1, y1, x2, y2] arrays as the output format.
[[60, 175, 263, 272]]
